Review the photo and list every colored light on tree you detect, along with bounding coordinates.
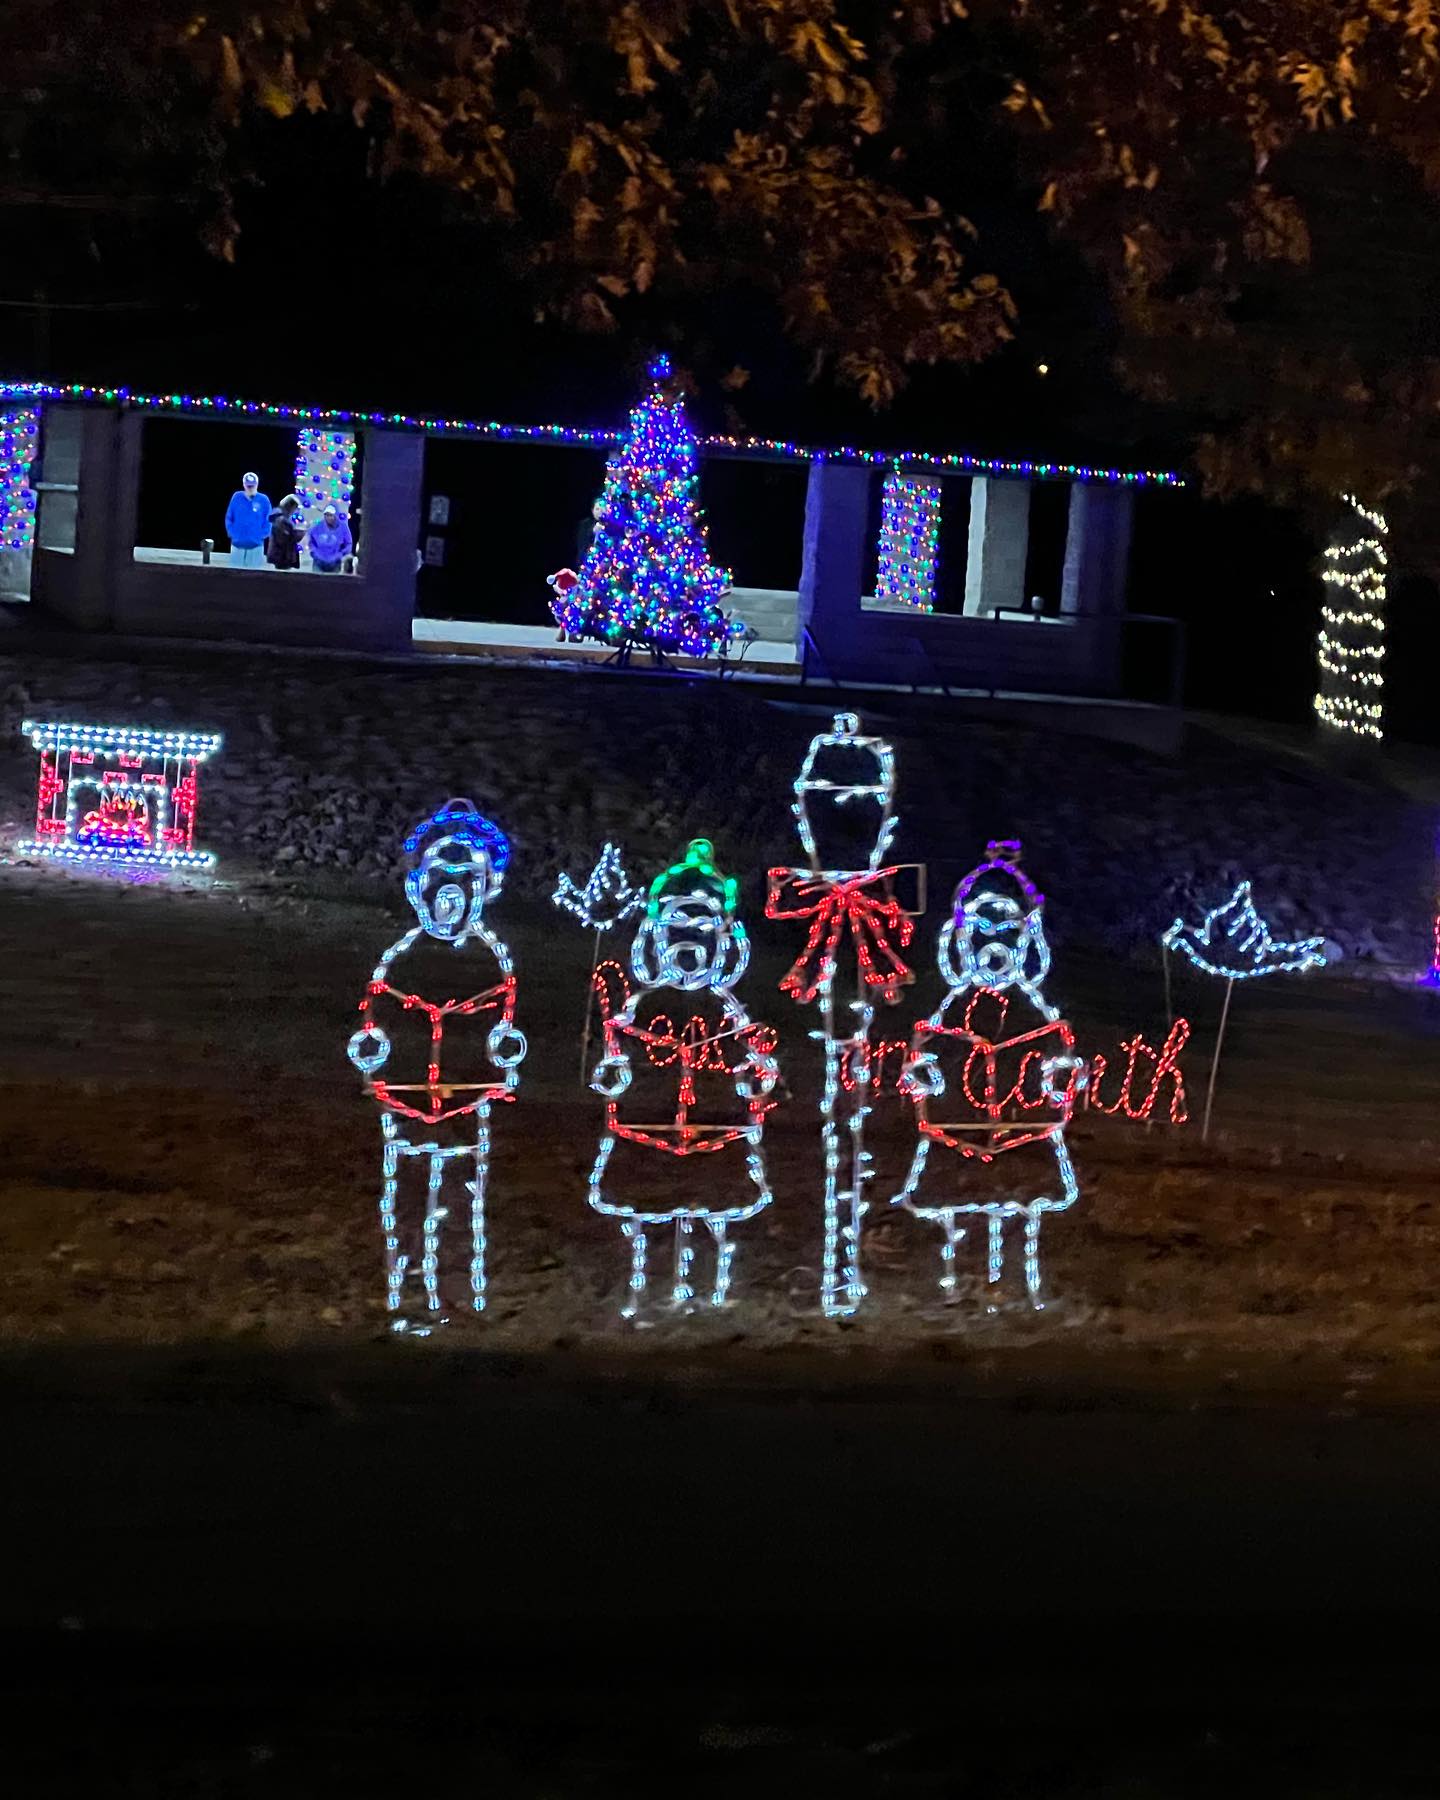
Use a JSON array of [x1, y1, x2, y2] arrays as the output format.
[[549, 356, 742, 657], [1315, 494, 1388, 742], [874, 467, 939, 611], [17, 720, 221, 870]]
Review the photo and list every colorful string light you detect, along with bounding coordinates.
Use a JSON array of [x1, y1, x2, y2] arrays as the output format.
[[0, 378, 1184, 487], [347, 799, 526, 1334], [294, 427, 355, 531], [549, 357, 742, 657], [874, 467, 939, 611], [1315, 494, 1388, 742], [766, 712, 910, 1318], [17, 719, 221, 870], [1162, 880, 1327, 980], [0, 407, 38, 551], [891, 841, 1085, 1308], [588, 839, 778, 1316]]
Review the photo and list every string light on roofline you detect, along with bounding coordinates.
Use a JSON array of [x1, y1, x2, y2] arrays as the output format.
[[0, 379, 1185, 488]]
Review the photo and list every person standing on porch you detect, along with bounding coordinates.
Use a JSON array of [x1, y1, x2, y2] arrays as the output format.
[[224, 472, 270, 568], [265, 494, 305, 570], [308, 503, 353, 573]]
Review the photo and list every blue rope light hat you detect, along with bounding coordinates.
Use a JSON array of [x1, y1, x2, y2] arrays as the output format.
[[403, 797, 511, 873]]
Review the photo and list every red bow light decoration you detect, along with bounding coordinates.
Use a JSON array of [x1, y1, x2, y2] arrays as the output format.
[[765, 867, 914, 1005]]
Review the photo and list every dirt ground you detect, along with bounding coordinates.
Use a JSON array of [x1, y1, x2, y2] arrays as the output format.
[[3, 853, 1438, 1408], [7, 845, 1440, 1790]]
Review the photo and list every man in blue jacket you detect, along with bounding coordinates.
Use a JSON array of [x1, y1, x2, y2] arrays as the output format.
[[225, 471, 271, 567]]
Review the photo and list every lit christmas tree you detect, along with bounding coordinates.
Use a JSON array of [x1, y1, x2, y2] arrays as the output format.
[[553, 356, 741, 657]]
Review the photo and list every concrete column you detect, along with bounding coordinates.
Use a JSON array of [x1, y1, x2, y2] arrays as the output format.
[[963, 477, 1032, 616], [30, 403, 143, 630], [1060, 483, 1134, 616], [798, 462, 869, 654], [356, 426, 424, 647]]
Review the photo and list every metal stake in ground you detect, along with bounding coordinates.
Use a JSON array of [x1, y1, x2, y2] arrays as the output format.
[[1162, 878, 1328, 1147], [1201, 974, 1234, 1145], [552, 841, 647, 1086]]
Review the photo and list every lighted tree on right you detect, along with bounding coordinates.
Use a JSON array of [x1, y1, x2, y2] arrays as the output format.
[[1314, 495, 1388, 743]]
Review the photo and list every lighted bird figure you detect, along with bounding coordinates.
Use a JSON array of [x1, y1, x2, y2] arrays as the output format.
[[553, 841, 646, 932], [1161, 879, 1325, 1142], [554, 842, 648, 1082], [1162, 881, 1327, 982]]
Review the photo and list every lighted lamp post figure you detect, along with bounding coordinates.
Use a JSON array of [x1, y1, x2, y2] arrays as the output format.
[[1162, 880, 1326, 1143], [347, 800, 527, 1335], [17, 719, 222, 870], [553, 841, 646, 1083], [766, 713, 915, 1318], [891, 842, 1085, 1310], [588, 838, 779, 1317]]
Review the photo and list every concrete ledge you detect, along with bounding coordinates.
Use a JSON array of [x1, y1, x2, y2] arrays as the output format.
[[412, 616, 801, 675]]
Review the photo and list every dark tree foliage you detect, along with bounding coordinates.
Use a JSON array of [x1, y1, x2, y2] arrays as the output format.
[[4, 1, 1440, 500]]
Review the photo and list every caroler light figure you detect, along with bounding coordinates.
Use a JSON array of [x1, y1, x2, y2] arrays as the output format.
[[588, 838, 779, 1318], [892, 841, 1084, 1309], [347, 800, 527, 1335], [766, 712, 913, 1319]]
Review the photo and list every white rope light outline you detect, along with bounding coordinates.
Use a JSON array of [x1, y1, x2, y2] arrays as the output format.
[[347, 800, 526, 1335], [890, 843, 1085, 1310], [587, 862, 779, 1319]]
